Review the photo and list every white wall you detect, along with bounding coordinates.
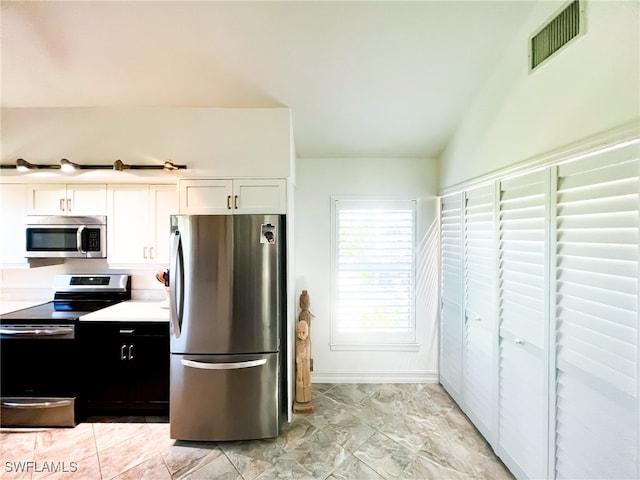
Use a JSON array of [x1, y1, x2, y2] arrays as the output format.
[[439, 0, 640, 190], [294, 157, 439, 383], [0, 259, 165, 301], [1, 107, 293, 179]]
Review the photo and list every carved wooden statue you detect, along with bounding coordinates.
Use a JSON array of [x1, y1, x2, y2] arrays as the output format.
[[294, 290, 315, 413]]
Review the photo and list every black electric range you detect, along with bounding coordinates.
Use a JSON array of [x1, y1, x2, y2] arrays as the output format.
[[1, 274, 132, 325], [0, 274, 131, 427]]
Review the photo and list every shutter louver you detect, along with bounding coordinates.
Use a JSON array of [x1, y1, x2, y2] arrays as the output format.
[[497, 169, 549, 480], [554, 142, 639, 480], [463, 185, 496, 441], [440, 193, 464, 400]]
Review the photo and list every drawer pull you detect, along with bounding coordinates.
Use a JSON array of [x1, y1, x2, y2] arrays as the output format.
[[181, 359, 267, 370], [1, 399, 73, 409]]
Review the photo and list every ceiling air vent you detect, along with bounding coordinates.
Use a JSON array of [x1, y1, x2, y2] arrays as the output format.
[[530, 0, 583, 71]]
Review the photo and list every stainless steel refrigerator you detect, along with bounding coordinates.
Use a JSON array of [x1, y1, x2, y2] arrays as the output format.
[[168, 214, 286, 441]]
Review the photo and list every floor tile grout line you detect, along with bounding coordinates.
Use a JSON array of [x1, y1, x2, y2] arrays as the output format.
[[90, 424, 104, 480], [218, 442, 246, 480]]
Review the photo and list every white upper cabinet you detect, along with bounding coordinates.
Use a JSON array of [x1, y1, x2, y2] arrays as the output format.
[[178, 179, 232, 214], [179, 179, 286, 214], [107, 184, 177, 267], [28, 184, 107, 216], [0, 184, 28, 265]]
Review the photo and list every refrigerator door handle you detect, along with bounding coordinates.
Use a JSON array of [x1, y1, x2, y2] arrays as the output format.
[[181, 358, 267, 370], [170, 230, 184, 338]]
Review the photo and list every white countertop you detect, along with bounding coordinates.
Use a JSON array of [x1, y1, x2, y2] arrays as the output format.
[[80, 300, 169, 322]]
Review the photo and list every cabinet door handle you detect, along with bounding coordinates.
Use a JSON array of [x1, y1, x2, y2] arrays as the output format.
[[514, 338, 524, 345], [226, 195, 231, 210], [59, 198, 65, 212], [120, 344, 127, 360], [143, 246, 148, 259], [67, 198, 72, 212], [234, 195, 239, 209], [149, 246, 155, 259], [128, 344, 134, 361]]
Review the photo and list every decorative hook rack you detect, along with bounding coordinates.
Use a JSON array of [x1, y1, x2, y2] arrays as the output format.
[[1, 158, 187, 172]]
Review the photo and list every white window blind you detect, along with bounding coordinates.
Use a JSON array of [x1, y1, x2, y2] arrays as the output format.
[[554, 141, 639, 480], [331, 198, 416, 347]]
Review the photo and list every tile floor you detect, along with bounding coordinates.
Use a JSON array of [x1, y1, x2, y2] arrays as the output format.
[[0, 383, 513, 480]]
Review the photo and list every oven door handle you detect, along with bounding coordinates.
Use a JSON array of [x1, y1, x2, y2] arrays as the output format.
[[1, 399, 74, 409], [0, 327, 74, 337]]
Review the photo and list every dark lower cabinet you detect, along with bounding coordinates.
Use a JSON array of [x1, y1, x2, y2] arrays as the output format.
[[78, 322, 169, 415]]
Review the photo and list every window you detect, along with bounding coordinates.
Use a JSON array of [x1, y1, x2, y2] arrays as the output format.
[[331, 198, 417, 349]]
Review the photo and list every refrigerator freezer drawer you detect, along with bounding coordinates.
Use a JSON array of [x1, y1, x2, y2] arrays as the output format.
[[170, 353, 279, 441]]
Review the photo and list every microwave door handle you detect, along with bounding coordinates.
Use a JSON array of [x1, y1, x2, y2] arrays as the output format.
[[76, 226, 86, 254]]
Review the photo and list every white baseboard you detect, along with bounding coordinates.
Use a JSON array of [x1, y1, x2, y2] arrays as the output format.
[[311, 369, 439, 384]]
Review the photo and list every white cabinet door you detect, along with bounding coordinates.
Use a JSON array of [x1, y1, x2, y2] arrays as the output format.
[[28, 184, 67, 215], [0, 184, 28, 265], [149, 185, 177, 265], [553, 143, 639, 480], [66, 184, 107, 215], [107, 186, 149, 265], [462, 184, 497, 444], [440, 193, 464, 404], [233, 179, 286, 214], [107, 184, 177, 266], [497, 169, 549, 480], [28, 184, 106, 215], [179, 179, 232, 214], [178, 179, 286, 214]]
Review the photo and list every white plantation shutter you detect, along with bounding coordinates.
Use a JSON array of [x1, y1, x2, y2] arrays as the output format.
[[462, 184, 497, 442], [554, 141, 639, 480], [497, 169, 549, 480], [332, 199, 416, 346], [440, 193, 464, 401]]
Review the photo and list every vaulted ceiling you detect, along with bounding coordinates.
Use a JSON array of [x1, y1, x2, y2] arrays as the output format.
[[1, 1, 538, 158]]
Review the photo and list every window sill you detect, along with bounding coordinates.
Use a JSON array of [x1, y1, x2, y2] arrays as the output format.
[[329, 342, 421, 352]]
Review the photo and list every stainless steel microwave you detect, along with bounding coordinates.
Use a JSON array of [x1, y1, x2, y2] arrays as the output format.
[[25, 216, 107, 258]]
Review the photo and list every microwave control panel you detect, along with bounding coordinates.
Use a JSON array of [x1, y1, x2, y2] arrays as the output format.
[[84, 228, 102, 251]]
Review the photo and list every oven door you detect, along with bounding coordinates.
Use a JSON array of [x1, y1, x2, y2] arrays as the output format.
[[0, 324, 78, 426]]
